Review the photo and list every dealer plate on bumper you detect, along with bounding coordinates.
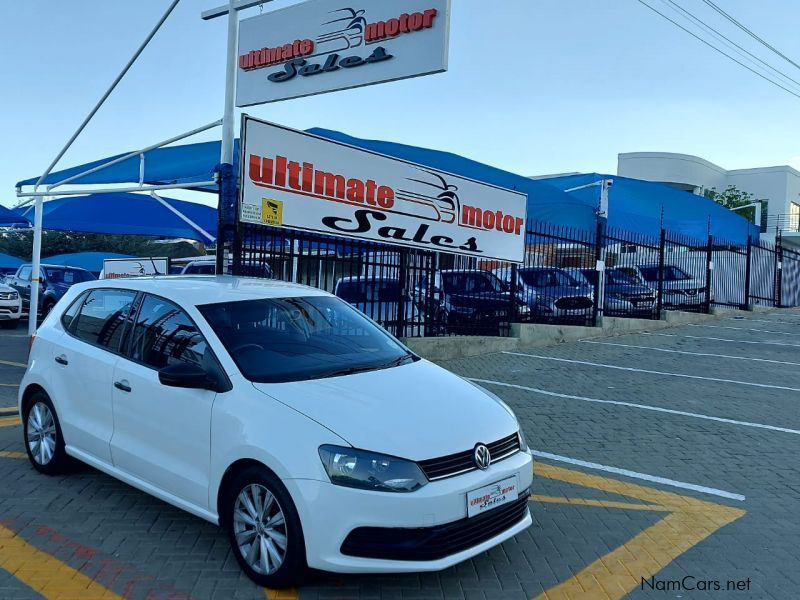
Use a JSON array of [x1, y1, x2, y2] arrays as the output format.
[[466, 474, 519, 518]]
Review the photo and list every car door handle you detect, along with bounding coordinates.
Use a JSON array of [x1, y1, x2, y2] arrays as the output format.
[[54, 355, 68, 366], [114, 380, 132, 393]]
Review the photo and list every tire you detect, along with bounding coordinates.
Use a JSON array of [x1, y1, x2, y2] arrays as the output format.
[[41, 300, 55, 319], [224, 466, 307, 588], [23, 392, 71, 475], [0, 319, 18, 330]]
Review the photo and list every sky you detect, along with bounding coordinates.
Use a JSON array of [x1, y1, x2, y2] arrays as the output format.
[[2, 0, 800, 209]]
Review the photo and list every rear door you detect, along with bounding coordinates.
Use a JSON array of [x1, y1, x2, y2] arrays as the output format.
[[110, 294, 216, 508], [50, 288, 139, 463]]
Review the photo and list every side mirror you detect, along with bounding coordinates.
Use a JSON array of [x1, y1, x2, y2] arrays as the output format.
[[159, 363, 218, 391]]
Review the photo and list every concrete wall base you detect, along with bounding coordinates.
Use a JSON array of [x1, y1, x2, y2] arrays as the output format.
[[401, 307, 762, 362]]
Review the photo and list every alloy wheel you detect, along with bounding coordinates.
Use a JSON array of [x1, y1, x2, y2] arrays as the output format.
[[27, 402, 57, 465], [232, 484, 288, 575]]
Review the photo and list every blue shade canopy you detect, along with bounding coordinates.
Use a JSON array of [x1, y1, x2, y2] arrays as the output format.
[[15, 129, 755, 243], [43, 252, 135, 275], [0, 204, 30, 228], [0, 253, 24, 270], [16, 141, 231, 190], [539, 173, 759, 244], [15, 194, 217, 243]]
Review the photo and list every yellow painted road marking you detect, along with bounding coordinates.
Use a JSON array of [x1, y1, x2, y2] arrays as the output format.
[[0, 383, 19, 387], [0, 406, 17, 413], [0, 451, 25, 459], [265, 588, 299, 599], [0, 359, 26, 369], [533, 463, 746, 600], [0, 416, 20, 427], [532, 495, 664, 512], [0, 523, 122, 599]]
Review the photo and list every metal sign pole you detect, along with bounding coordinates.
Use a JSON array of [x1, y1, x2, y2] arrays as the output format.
[[217, 0, 239, 275]]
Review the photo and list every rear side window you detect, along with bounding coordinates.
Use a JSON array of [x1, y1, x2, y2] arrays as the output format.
[[61, 291, 88, 331], [70, 289, 138, 351], [128, 295, 207, 370]]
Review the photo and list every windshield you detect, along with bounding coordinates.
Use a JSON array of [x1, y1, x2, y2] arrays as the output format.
[[441, 272, 504, 294], [336, 280, 402, 303], [43, 268, 95, 284], [638, 266, 691, 282], [198, 295, 415, 384], [519, 269, 578, 288]]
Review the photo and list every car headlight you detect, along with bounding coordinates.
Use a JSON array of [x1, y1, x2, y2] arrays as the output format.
[[318, 445, 428, 493], [8, 292, 18, 300]]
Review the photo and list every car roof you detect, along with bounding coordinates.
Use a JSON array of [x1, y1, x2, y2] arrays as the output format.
[[71, 276, 331, 306], [22, 263, 89, 270]]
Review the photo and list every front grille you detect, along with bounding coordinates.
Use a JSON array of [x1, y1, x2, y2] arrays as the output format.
[[340, 489, 530, 561], [0, 293, 16, 300], [418, 433, 521, 481], [554, 296, 593, 310]]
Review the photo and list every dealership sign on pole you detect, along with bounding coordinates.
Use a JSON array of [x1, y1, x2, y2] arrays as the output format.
[[236, 0, 451, 106], [239, 116, 528, 263]]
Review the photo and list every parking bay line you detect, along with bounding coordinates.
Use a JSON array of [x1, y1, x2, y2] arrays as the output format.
[[502, 351, 800, 392], [643, 331, 800, 348], [580, 339, 800, 367], [0, 406, 17, 414], [0, 416, 20, 427], [0, 358, 26, 368], [0, 523, 123, 599], [470, 378, 800, 436], [532, 451, 745, 501], [0, 451, 25, 459], [688, 323, 799, 336], [532, 462, 746, 600]]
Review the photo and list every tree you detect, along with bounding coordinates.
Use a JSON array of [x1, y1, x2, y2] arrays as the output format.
[[0, 231, 205, 260], [705, 185, 766, 231]]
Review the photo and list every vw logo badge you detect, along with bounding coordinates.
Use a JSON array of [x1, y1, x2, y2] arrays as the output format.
[[474, 444, 491, 470]]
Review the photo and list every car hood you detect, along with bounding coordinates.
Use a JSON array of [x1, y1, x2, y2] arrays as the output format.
[[523, 284, 591, 299], [251, 359, 519, 460], [658, 279, 704, 291], [447, 291, 516, 308], [606, 284, 655, 296]]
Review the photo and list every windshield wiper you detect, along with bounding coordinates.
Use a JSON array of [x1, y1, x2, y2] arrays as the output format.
[[314, 353, 416, 380]]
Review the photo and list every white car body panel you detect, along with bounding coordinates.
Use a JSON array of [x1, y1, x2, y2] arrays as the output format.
[[19, 276, 533, 575], [253, 360, 518, 460]]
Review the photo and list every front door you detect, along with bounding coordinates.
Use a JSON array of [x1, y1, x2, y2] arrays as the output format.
[[110, 294, 215, 509]]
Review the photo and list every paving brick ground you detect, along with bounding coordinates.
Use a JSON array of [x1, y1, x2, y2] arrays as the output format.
[[0, 311, 798, 599]]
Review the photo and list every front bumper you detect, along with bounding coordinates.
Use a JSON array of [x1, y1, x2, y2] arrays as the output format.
[[0, 300, 21, 320], [286, 449, 534, 573]]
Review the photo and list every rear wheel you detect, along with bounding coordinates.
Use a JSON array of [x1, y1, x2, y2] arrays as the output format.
[[225, 466, 306, 588], [23, 392, 71, 475]]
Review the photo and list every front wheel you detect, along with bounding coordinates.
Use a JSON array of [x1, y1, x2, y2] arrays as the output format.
[[225, 466, 307, 588], [23, 392, 71, 475]]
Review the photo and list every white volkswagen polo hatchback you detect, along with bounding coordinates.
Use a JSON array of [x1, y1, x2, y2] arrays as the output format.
[[19, 277, 533, 587]]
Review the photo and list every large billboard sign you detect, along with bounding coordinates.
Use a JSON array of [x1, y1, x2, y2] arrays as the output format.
[[236, 0, 451, 106], [239, 116, 528, 263]]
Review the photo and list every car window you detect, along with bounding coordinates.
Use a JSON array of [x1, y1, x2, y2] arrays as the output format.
[[128, 295, 208, 370], [18, 266, 31, 281], [61, 291, 88, 331], [442, 273, 503, 294], [199, 296, 414, 384], [185, 264, 216, 275], [336, 280, 401, 303], [70, 289, 138, 351]]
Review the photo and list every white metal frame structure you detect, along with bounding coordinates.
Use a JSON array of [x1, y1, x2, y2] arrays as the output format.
[[14, 0, 257, 336]]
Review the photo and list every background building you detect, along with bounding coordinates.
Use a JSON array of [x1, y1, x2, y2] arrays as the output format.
[[618, 152, 800, 246]]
